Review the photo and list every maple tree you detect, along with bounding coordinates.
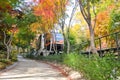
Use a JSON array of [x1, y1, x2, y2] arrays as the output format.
[[0, 0, 20, 60], [93, 2, 118, 49], [32, 0, 68, 33], [94, 3, 115, 37], [78, 0, 99, 54], [14, 27, 35, 52], [32, 0, 68, 54], [33, 0, 58, 32], [94, 11, 110, 37]]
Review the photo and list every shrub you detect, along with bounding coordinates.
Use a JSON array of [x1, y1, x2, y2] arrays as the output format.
[[25, 53, 35, 59], [0, 50, 7, 59], [0, 62, 6, 70], [0, 59, 12, 65], [10, 50, 18, 62], [43, 54, 64, 62], [63, 53, 81, 69], [63, 53, 120, 80]]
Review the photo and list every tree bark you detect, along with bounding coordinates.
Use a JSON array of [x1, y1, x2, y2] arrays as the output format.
[[89, 24, 98, 54], [6, 46, 10, 60], [78, 0, 98, 55], [37, 34, 45, 55], [66, 37, 70, 54], [3, 31, 13, 60]]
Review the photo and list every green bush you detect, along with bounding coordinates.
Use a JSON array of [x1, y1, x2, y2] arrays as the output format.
[[25, 53, 35, 59], [0, 50, 7, 59], [43, 54, 64, 62], [63, 53, 81, 69], [10, 50, 18, 62], [0, 50, 18, 70], [63, 53, 120, 80], [0, 62, 6, 70], [0, 54, 6, 59], [0, 59, 12, 65]]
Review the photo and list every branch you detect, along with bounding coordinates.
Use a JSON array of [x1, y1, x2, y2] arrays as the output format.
[[78, 0, 88, 17], [7, 33, 13, 45], [86, 0, 91, 26], [68, 0, 78, 28], [78, 0, 88, 23], [92, 3, 97, 30], [68, 0, 78, 37], [3, 31, 7, 46]]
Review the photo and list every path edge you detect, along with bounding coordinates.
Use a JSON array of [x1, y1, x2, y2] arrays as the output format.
[[0, 61, 19, 75]]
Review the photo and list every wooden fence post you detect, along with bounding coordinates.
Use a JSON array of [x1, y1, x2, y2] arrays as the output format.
[[99, 38, 102, 57], [115, 33, 120, 60]]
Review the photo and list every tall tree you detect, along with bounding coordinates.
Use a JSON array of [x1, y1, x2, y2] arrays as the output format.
[[14, 27, 35, 52], [78, 0, 99, 54], [0, 0, 19, 59], [33, 0, 68, 54], [65, 0, 78, 53]]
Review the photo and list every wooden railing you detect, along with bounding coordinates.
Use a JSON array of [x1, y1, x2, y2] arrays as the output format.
[[78, 31, 120, 57]]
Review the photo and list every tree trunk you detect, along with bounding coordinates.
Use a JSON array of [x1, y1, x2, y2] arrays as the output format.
[[6, 46, 10, 60], [66, 37, 70, 54], [89, 24, 98, 55], [17, 46, 19, 53], [37, 34, 44, 55], [3, 31, 13, 60], [63, 31, 70, 54], [78, 0, 98, 55]]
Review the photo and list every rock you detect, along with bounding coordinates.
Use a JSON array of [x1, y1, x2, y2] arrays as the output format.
[[68, 71, 84, 80]]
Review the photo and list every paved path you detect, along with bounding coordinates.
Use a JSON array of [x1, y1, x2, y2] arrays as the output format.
[[0, 56, 67, 80]]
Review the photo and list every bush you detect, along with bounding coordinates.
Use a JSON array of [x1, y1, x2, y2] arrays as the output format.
[[0, 50, 7, 59], [0, 59, 12, 65], [0, 50, 18, 70], [63, 53, 120, 80], [10, 50, 18, 62], [63, 53, 81, 69], [25, 53, 35, 59], [0, 62, 6, 70], [41, 54, 64, 62], [0, 59, 13, 70]]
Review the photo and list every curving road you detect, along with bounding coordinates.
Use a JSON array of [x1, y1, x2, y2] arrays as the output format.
[[0, 55, 67, 80]]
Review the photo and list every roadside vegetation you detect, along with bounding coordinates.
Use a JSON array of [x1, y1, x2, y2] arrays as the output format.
[[26, 52, 120, 80], [0, 50, 17, 70]]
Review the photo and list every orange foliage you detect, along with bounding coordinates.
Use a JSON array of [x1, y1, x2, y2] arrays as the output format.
[[94, 4, 115, 37], [0, 1, 12, 12], [94, 10, 110, 37], [93, 4, 116, 49], [33, 0, 67, 21], [32, 0, 67, 33], [34, 0, 55, 20]]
